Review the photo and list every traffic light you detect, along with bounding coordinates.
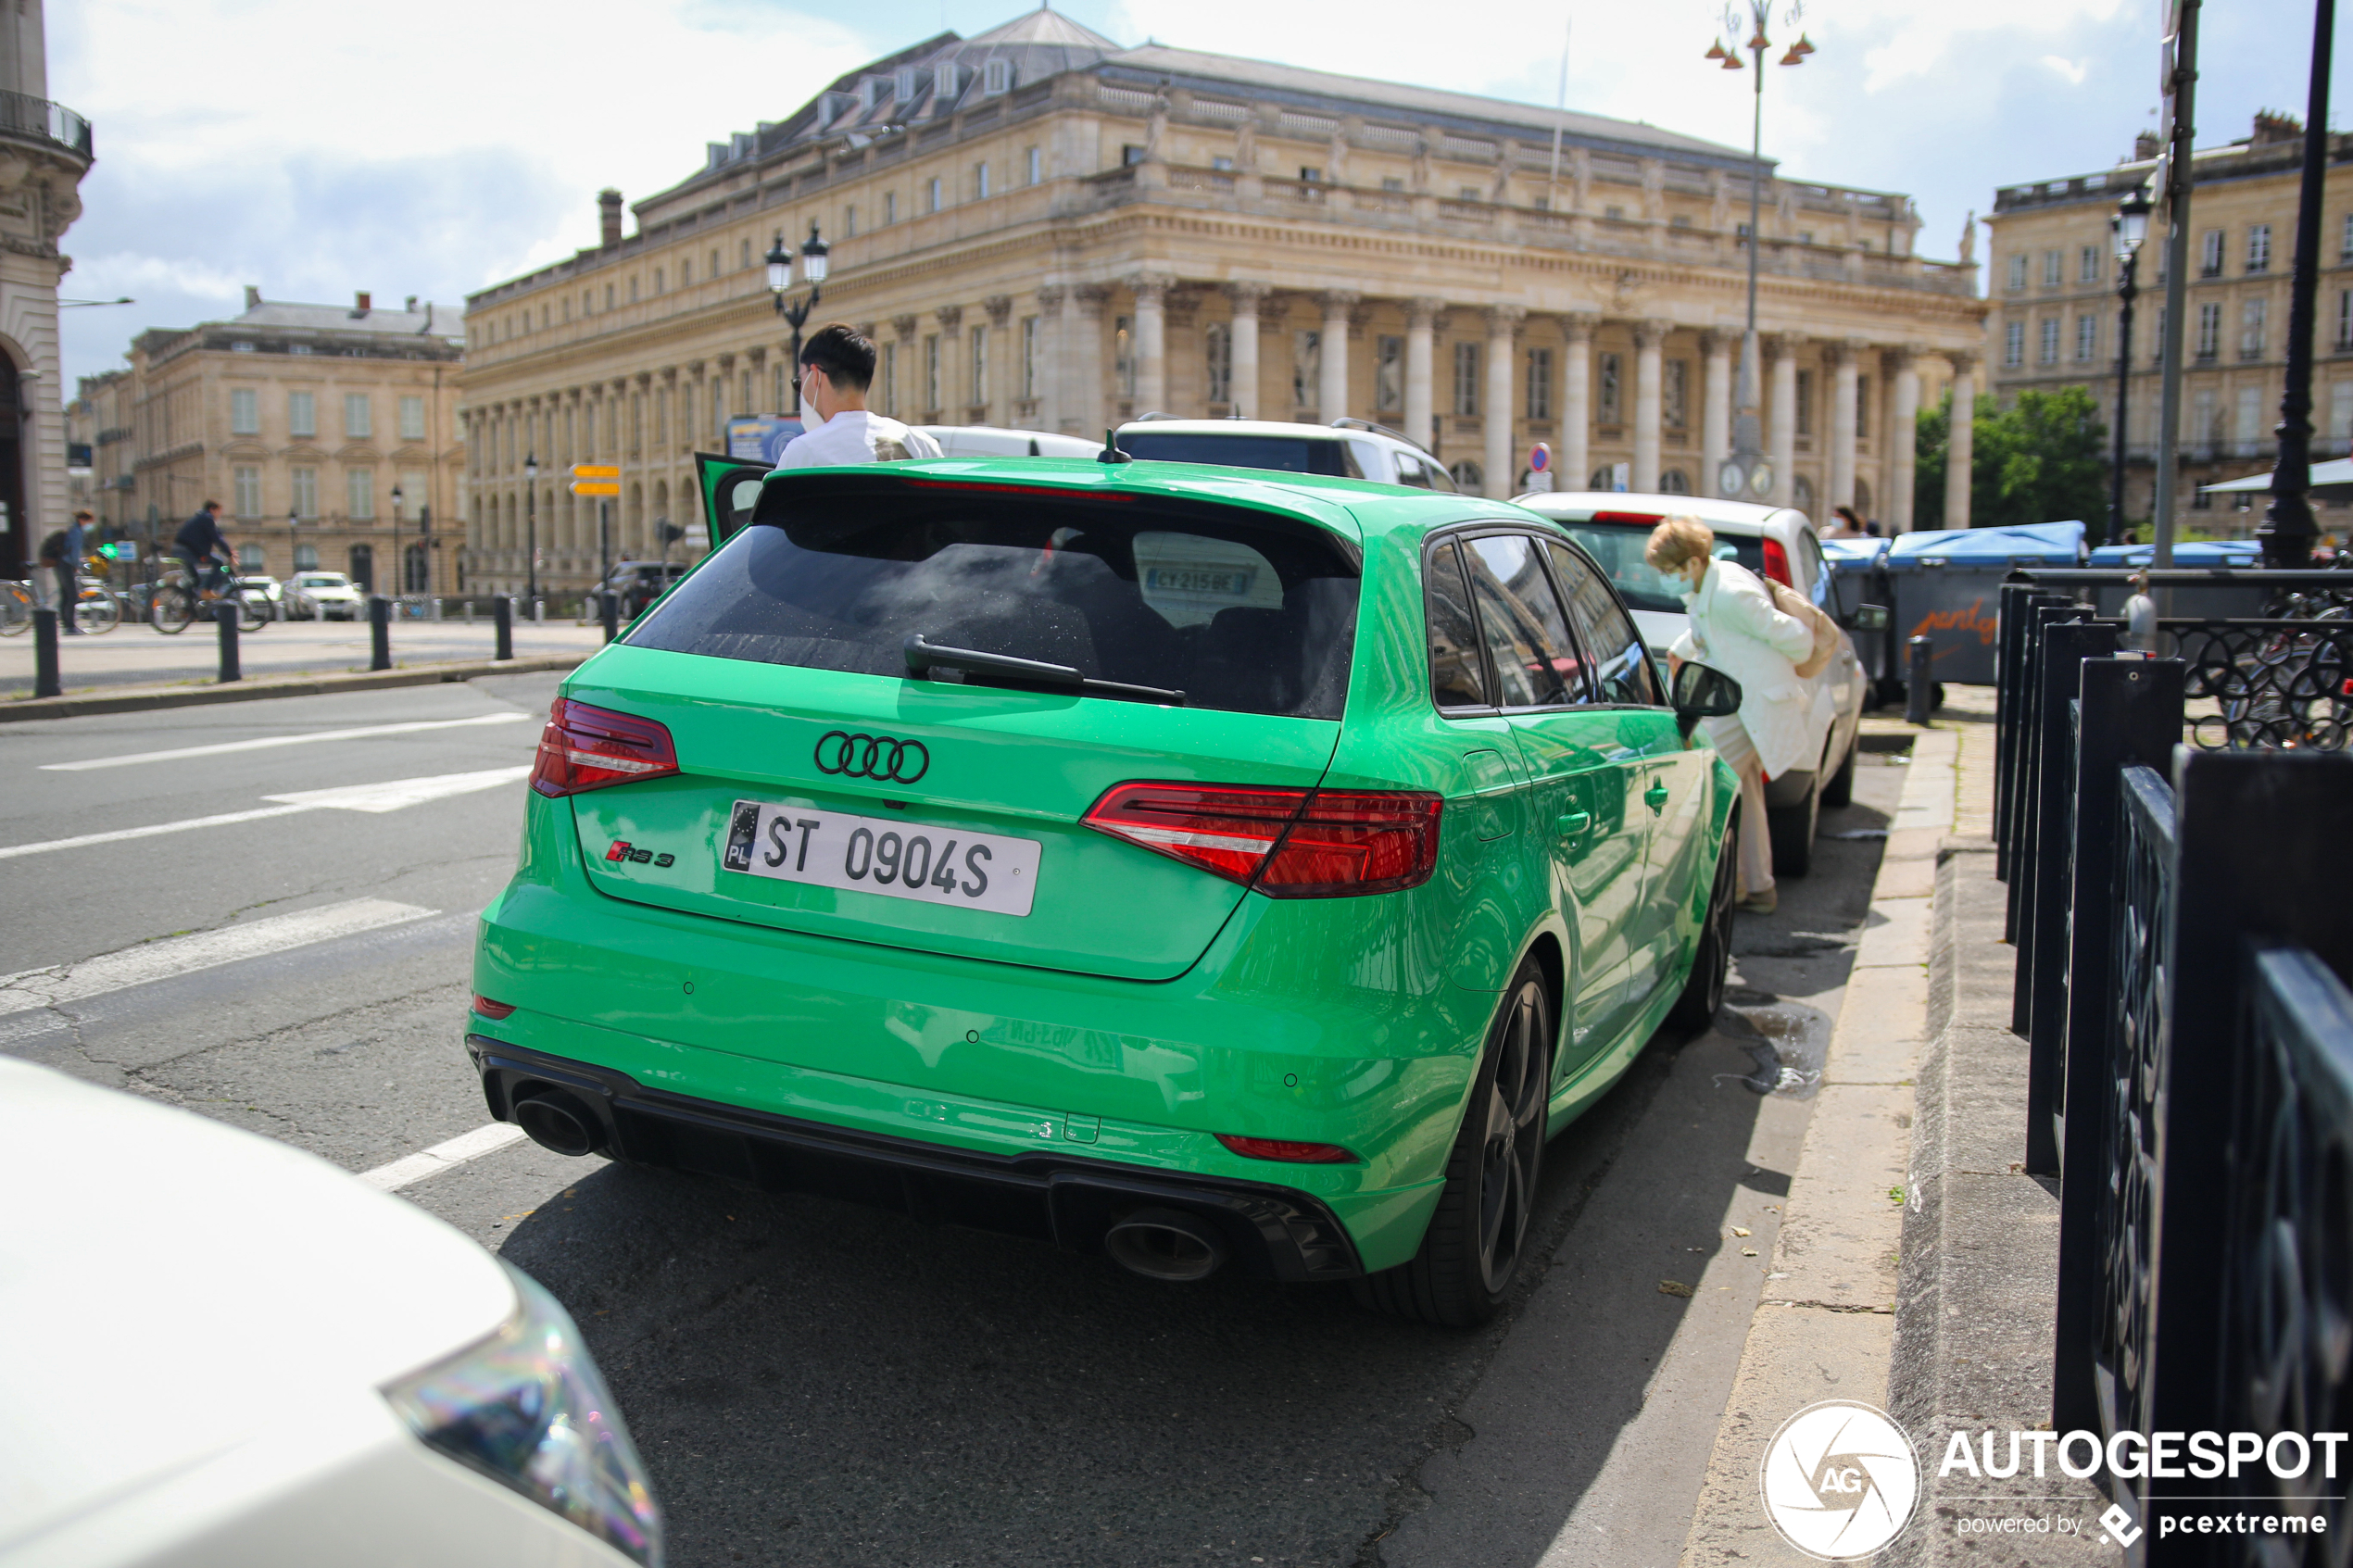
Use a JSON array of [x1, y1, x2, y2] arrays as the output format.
[[658, 521, 686, 546]]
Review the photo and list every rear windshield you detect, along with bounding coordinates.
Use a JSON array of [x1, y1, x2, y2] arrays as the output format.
[[1117, 433, 1362, 479], [624, 485, 1360, 719], [1539, 513, 1764, 615]]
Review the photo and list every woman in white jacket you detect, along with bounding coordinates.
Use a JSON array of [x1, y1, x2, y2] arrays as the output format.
[[1645, 515, 1834, 914]]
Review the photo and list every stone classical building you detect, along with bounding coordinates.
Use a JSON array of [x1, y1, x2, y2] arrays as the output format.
[[460, 7, 1986, 593], [106, 289, 465, 592], [0, 0, 94, 577], [1987, 114, 2353, 533]]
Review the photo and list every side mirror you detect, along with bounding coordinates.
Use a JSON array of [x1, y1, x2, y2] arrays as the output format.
[[1848, 603, 1891, 633], [1673, 660, 1743, 721]]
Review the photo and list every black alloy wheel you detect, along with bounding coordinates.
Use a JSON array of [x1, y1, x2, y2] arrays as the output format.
[[1667, 809, 1738, 1033], [1357, 958, 1553, 1328]]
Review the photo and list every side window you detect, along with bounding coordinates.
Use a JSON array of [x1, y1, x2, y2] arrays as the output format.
[[1424, 460, 1459, 494], [1425, 540, 1490, 709], [1797, 529, 1831, 606], [1393, 453, 1433, 490], [1461, 533, 1587, 708], [1546, 541, 1661, 707], [1345, 440, 1383, 480]]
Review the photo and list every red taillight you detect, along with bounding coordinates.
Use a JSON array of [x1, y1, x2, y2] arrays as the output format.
[[531, 698, 680, 797], [1216, 1134, 1359, 1163], [1082, 783, 1441, 898], [1760, 536, 1793, 587], [472, 995, 517, 1019], [1592, 510, 1665, 526]]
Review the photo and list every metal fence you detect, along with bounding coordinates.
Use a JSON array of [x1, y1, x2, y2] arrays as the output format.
[[1994, 587, 2353, 1560]]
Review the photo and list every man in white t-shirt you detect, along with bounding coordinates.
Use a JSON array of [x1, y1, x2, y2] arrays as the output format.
[[773, 323, 945, 469]]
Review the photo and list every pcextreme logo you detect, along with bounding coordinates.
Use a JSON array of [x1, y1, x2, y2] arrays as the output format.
[[1759, 1399, 1922, 1561]]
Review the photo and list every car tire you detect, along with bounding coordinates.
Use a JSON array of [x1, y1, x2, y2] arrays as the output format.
[[1767, 773, 1819, 878], [1820, 734, 1858, 808], [1667, 812, 1738, 1033], [1354, 957, 1553, 1329]]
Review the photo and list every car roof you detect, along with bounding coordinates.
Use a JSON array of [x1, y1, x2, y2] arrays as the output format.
[[1115, 417, 1409, 445], [1516, 490, 1813, 537]]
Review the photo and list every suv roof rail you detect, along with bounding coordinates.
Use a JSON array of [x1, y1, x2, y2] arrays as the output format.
[[1330, 416, 1438, 459]]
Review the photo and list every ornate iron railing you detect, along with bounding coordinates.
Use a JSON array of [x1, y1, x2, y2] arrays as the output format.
[[2172, 619, 2353, 752], [0, 91, 91, 159]]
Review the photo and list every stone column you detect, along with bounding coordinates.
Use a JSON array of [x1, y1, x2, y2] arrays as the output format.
[[1829, 340, 1860, 511], [1767, 336, 1798, 509], [1560, 313, 1593, 491], [1483, 306, 1524, 497], [1405, 297, 1441, 453], [935, 306, 964, 422], [1631, 319, 1667, 493], [1319, 290, 1358, 423], [1066, 285, 1110, 438], [984, 295, 1013, 425], [1034, 287, 1066, 433], [1887, 348, 1921, 533], [1700, 331, 1732, 496], [1227, 282, 1266, 418], [1945, 353, 1976, 530], [1130, 275, 1171, 416]]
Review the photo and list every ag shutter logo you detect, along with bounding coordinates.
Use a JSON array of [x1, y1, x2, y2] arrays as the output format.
[[1759, 1400, 1921, 1561]]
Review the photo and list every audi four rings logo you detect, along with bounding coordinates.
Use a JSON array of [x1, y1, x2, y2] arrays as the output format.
[[815, 730, 931, 783]]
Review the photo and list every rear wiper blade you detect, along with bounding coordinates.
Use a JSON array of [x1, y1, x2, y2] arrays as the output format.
[[902, 633, 1185, 706]]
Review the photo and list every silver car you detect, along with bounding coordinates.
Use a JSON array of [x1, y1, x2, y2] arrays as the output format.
[[287, 571, 365, 621], [1113, 417, 1459, 491]]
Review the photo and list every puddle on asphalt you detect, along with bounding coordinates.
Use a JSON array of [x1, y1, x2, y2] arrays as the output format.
[[1710, 1000, 1833, 1098]]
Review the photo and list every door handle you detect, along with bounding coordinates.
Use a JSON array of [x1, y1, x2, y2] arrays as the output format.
[[1644, 783, 1669, 814], [1555, 811, 1592, 838]]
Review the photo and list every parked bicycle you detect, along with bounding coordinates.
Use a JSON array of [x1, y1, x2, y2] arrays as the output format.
[[0, 579, 32, 635], [0, 576, 117, 634]]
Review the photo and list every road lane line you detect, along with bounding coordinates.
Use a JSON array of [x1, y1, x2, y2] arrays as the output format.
[[359, 1122, 529, 1192], [0, 765, 535, 859], [0, 897, 440, 1017], [42, 712, 532, 771]]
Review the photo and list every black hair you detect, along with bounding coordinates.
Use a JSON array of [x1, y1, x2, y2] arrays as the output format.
[[800, 322, 875, 393]]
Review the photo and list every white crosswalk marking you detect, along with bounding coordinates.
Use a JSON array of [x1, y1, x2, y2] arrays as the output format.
[[0, 765, 535, 859], [40, 711, 533, 771], [359, 1122, 530, 1192], [0, 897, 440, 1018]]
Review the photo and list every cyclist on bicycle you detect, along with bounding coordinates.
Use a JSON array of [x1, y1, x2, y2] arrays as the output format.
[[173, 502, 234, 597]]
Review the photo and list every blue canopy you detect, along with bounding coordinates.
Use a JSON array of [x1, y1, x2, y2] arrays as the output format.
[[2087, 539, 2263, 568], [1885, 520, 2086, 565], [1820, 537, 1888, 570]]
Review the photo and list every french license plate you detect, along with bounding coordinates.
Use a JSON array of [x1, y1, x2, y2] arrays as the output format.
[[721, 800, 1040, 917]]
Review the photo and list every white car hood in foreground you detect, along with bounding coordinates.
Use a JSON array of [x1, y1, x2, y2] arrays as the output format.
[[0, 1059, 514, 1552]]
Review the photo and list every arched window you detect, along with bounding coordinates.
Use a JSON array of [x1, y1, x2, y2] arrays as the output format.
[[348, 544, 375, 594], [294, 543, 320, 571], [1660, 468, 1692, 495], [404, 543, 429, 594], [1855, 477, 1874, 517], [1449, 460, 1484, 495]]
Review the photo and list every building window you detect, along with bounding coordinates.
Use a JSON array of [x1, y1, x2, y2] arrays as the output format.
[[2038, 319, 2060, 366], [881, 343, 898, 418], [1376, 335, 1403, 413], [2200, 230, 2223, 278], [2042, 249, 2062, 287], [2007, 254, 2028, 291], [926, 177, 941, 212], [844, 205, 857, 236], [1026, 146, 1041, 184], [1856, 375, 1871, 440], [1294, 330, 1321, 408], [2247, 223, 2272, 273], [710, 248, 719, 279], [654, 268, 664, 294], [2079, 245, 2101, 285], [924, 334, 940, 413], [969, 325, 988, 407], [1597, 351, 1622, 423], [1382, 176, 1404, 193], [397, 395, 425, 441], [346, 467, 374, 521], [606, 284, 615, 310], [985, 58, 1010, 94], [2075, 314, 2098, 362], [1452, 341, 1480, 417], [2243, 297, 2268, 358], [1123, 144, 1147, 166], [2196, 302, 2222, 360], [975, 162, 990, 199], [2235, 386, 2263, 447], [1526, 348, 1553, 420], [1459, 185, 1481, 202], [233, 466, 260, 519], [681, 259, 692, 285], [2338, 290, 2353, 352], [290, 467, 317, 519], [740, 239, 752, 270], [230, 389, 259, 435], [1660, 468, 1692, 495], [884, 191, 897, 224], [288, 392, 316, 438], [1448, 460, 1483, 492], [2332, 380, 2353, 441], [2189, 387, 2218, 446], [1301, 166, 1324, 183], [1663, 358, 1688, 429], [1204, 321, 1231, 405], [294, 543, 319, 571], [238, 543, 263, 571], [1795, 368, 1816, 436]]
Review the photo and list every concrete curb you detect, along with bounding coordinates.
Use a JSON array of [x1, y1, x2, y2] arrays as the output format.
[[0, 655, 587, 722]]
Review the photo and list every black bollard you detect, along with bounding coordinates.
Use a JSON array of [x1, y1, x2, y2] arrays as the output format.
[[1906, 634, 1934, 726], [600, 590, 619, 644], [31, 606, 60, 698], [216, 600, 241, 683], [369, 595, 392, 671], [494, 595, 513, 661]]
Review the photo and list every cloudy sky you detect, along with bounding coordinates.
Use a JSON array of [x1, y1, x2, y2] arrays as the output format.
[[49, 0, 2348, 387]]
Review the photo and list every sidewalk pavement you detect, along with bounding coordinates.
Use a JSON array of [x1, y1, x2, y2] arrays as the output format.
[[0, 618, 607, 700]]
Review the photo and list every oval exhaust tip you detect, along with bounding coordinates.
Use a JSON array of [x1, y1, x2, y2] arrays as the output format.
[[1103, 1207, 1229, 1282], [512, 1090, 602, 1158]]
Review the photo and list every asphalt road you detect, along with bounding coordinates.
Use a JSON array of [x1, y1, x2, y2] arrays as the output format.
[[2, 678, 1905, 1568]]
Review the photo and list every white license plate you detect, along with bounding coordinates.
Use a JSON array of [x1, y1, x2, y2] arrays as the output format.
[[721, 800, 1040, 917]]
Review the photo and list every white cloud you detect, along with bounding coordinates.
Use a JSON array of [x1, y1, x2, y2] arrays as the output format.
[[2041, 55, 2091, 85]]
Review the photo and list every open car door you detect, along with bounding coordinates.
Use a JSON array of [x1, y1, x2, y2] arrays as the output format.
[[697, 451, 774, 548]]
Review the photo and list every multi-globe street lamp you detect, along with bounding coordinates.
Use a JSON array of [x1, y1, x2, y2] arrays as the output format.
[[2106, 182, 2153, 548], [765, 224, 831, 415], [1705, 3, 1815, 506]]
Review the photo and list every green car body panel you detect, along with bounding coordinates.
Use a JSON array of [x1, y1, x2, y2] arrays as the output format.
[[471, 458, 1735, 1277]]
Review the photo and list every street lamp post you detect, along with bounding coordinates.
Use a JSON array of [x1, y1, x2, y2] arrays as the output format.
[[2107, 184, 2153, 548], [766, 224, 830, 412], [390, 483, 404, 590], [1705, 4, 1814, 507], [2257, 0, 2335, 569], [523, 454, 538, 607]]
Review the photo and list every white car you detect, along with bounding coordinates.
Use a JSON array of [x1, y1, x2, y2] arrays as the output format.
[[0, 1059, 664, 1568], [1113, 417, 1459, 491], [286, 571, 365, 621], [912, 423, 1102, 458], [236, 574, 283, 608], [1513, 491, 1872, 876]]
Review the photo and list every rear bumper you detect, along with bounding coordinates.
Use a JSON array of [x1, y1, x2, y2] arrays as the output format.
[[469, 1035, 1365, 1282]]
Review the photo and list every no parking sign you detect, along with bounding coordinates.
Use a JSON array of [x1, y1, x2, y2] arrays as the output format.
[[1523, 441, 1554, 494]]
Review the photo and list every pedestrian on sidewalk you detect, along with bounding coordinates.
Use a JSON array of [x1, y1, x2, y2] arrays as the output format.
[[1646, 513, 1834, 914], [1825, 505, 1867, 539], [34, 510, 88, 633], [773, 324, 944, 469]]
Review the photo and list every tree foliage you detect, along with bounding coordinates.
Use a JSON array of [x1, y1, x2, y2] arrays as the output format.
[[1914, 385, 2108, 531]]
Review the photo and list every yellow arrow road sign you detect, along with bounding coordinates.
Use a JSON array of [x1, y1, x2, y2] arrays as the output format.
[[572, 464, 620, 480], [570, 482, 621, 496]]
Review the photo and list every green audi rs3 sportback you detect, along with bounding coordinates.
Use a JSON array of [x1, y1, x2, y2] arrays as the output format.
[[469, 454, 1741, 1327]]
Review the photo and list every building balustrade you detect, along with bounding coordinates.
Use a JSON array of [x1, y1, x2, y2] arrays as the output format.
[[0, 90, 92, 160]]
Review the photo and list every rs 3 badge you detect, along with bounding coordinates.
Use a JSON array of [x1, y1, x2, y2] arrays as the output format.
[[605, 841, 674, 868]]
